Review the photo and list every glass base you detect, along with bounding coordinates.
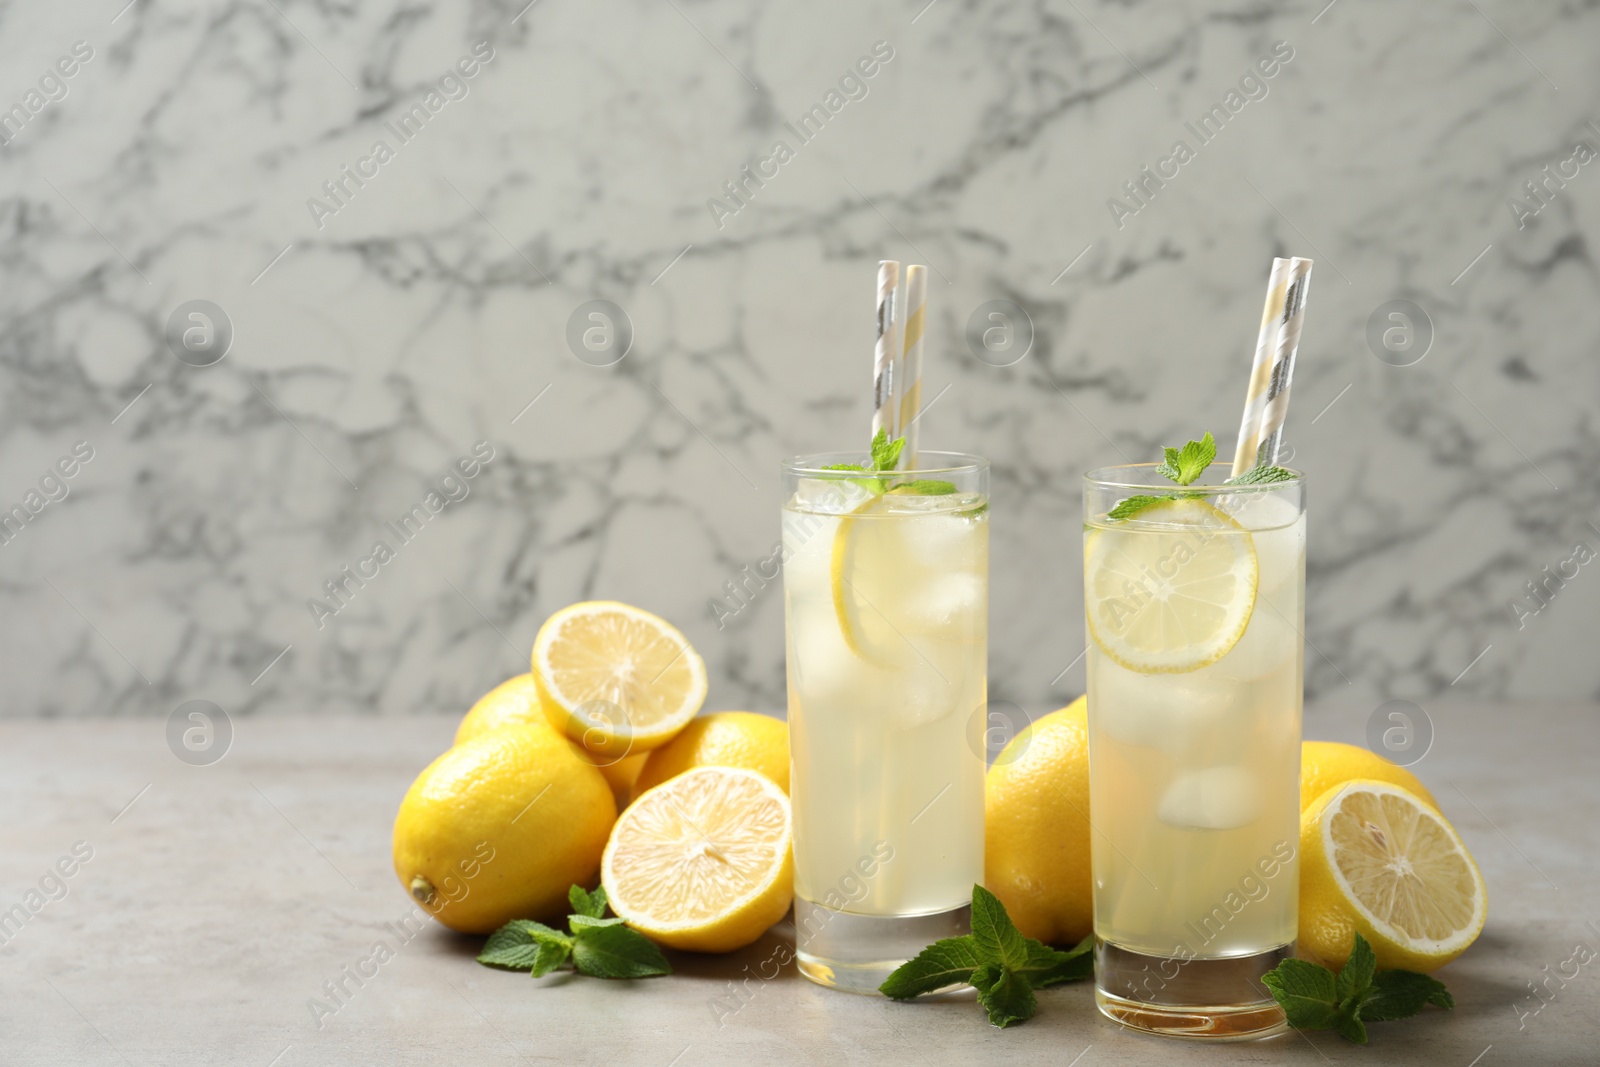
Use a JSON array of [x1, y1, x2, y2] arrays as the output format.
[[794, 899, 971, 995], [1094, 939, 1291, 1040]]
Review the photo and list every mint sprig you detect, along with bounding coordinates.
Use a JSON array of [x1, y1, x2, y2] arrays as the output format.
[[477, 884, 671, 980], [821, 430, 959, 497], [1107, 430, 1295, 521], [880, 885, 1093, 1027], [1260, 933, 1452, 1044]]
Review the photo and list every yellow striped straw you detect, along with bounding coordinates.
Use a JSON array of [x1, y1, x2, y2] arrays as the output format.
[[895, 265, 928, 469], [1231, 257, 1313, 477], [872, 260, 902, 443]]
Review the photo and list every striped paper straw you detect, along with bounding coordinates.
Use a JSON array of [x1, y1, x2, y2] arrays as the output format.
[[895, 265, 928, 468], [1231, 257, 1313, 477], [872, 260, 902, 444], [1230, 259, 1289, 475]]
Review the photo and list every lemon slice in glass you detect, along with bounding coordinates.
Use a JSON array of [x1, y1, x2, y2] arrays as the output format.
[[1084, 497, 1257, 674], [601, 766, 793, 953], [1299, 780, 1488, 972], [532, 601, 707, 759], [829, 493, 904, 667]]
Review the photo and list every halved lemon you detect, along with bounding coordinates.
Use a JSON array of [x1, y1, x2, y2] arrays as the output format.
[[1300, 740, 1438, 812], [601, 766, 793, 953], [1084, 497, 1257, 673], [1299, 780, 1487, 973], [532, 601, 707, 760]]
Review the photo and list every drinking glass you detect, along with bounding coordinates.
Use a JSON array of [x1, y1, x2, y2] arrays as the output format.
[[1082, 463, 1305, 1038], [781, 452, 989, 993]]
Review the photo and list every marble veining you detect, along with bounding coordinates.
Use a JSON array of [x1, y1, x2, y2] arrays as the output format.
[[1, 0, 1597, 724]]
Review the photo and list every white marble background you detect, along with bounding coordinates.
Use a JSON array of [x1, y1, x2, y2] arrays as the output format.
[[1, 0, 1596, 724]]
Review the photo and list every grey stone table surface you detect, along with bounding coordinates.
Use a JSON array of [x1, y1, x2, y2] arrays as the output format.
[[2, 701, 1596, 1066]]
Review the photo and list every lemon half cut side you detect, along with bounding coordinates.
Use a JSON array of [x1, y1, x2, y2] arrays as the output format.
[[533, 601, 707, 759], [601, 766, 793, 953], [1299, 779, 1487, 973]]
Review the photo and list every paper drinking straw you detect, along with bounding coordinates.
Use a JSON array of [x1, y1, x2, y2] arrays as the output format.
[[1230, 257, 1314, 476], [895, 265, 928, 469], [1253, 257, 1313, 469], [1229, 259, 1288, 476], [872, 260, 902, 444]]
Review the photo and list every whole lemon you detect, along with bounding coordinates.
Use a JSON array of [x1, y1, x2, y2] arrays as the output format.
[[588, 752, 649, 808], [1300, 740, 1436, 812], [454, 674, 550, 747], [985, 696, 1092, 946], [392, 725, 616, 933], [634, 711, 790, 797], [455, 674, 642, 807]]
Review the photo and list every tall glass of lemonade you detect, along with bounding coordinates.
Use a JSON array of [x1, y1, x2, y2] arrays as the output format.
[[782, 452, 989, 992], [1083, 463, 1305, 1038]]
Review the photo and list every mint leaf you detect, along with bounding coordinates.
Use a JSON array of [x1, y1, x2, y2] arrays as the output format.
[[971, 963, 1037, 1028], [568, 914, 625, 931], [1226, 464, 1295, 486], [970, 885, 1030, 971], [869, 429, 890, 469], [477, 919, 573, 972], [895, 479, 958, 495], [529, 938, 572, 977], [1333, 1001, 1370, 1045], [1019, 934, 1095, 988], [880, 936, 984, 998], [870, 429, 905, 472], [569, 884, 608, 919], [1173, 432, 1216, 484], [1364, 970, 1454, 1020], [570, 923, 671, 979], [1107, 494, 1170, 521], [818, 461, 886, 495], [1337, 933, 1377, 1001], [1261, 957, 1341, 1030], [1156, 445, 1183, 482]]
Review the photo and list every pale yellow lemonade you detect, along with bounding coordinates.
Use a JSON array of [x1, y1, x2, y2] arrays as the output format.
[[1084, 487, 1304, 960], [783, 478, 987, 916]]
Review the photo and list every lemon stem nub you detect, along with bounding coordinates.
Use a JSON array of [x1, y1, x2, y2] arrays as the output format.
[[409, 875, 436, 906]]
